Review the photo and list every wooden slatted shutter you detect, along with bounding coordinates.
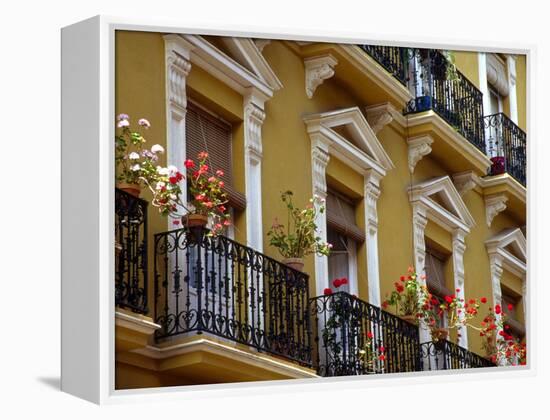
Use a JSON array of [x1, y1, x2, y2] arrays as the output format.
[[326, 190, 365, 243], [425, 247, 452, 298], [186, 103, 246, 210]]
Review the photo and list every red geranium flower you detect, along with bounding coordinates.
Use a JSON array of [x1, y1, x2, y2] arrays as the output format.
[[495, 304, 502, 315], [333, 278, 341, 288], [379, 354, 386, 361], [366, 331, 374, 339], [480, 297, 487, 304], [323, 288, 333, 296], [507, 303, 514, 311], [184, 159, 195, 168], [444, 295, 453, 304], [169, 176, 178, 184]]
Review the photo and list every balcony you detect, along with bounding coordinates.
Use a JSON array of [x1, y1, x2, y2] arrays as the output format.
[[115, 188, 149, 314], [153, 226, 313, 368], [404, 49, 486, 153], [310, 291, 493, 377], [484, 113, 527, 186], [115, 192, 494, 379], [358, 45, 408, 86]]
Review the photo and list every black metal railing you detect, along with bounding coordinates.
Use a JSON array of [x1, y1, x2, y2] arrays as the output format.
[[153, 226, 313, 367], [115, 188, 149, 314], [310, 292, 421, 376], [405, 49, 486, 152], [359, 45, 409, 86], [484, 113, 527, 186], [420, 340, 495, 370]]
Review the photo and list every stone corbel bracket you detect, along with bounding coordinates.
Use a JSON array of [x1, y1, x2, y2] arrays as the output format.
[[485, 194, 508, 227], [407, 134, 434, 173], [365, 103, 394, 134], [452, 171, 480, 197], [304, 54, 338, 99]]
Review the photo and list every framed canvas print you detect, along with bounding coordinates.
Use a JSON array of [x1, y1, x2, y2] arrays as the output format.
[[61, 16, 530, 404]]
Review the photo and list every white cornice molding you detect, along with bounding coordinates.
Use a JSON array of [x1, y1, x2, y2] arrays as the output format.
[[220, 37, 283, 91], [304, 54, 338, 99], [303, 107, 394, 176], [132, 337, 318, 379], [486, 228, 526, 278], [408, 175, 475, 232], [478, 173, 526, 204], [407, 134, 434, 174], [179, 34, 273, 104], [485, 194, 508, 227]]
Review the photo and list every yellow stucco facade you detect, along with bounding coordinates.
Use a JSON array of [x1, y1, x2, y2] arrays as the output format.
[[114, 31, 527, 389]]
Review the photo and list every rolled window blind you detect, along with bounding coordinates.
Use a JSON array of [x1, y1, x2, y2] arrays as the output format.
[[326, 190, 365, 243], [186, 103, 246, 211], [425, 248, 452, 298]]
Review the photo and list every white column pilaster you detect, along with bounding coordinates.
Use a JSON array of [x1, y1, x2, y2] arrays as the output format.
[[164, 35, 194, 225], [364, 172, 382, 307], [243, 96, 266, 252], [412, 204, 431, 344], [452, 229, 468, 349], [311, 136, 330, 297], [507, 55, 519, 124], [489, 254, 506, 366]]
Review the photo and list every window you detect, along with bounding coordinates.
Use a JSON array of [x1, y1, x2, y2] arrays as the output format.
[[502, 291, 525, 339], [186, 102, 246, 211], [425, 246, 452, 328], [326, 190, 364, 294]]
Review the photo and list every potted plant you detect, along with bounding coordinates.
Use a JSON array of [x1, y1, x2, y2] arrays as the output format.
[[267, 191, 332, 271], [477, 303, 527, 366], [145, 151, 231, 237], [115, 114, 160, 197], [381, 267, 426, 324], [490, 156, 506, 175], [421, 290, 483, 344]]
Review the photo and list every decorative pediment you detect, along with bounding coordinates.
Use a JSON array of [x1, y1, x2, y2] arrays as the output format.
[[303, 107, 394, 176], [486, 228, 526, 275], [409, 176, 475, 232], [218, 37, 283, 91]]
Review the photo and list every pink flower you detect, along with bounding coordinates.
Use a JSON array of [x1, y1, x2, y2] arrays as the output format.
[[138, 118, 150, 128], [198, 151, 208, 160], [216, 169, 224, 177], [117, 119, 129, 128], [172, 220, 180, 225], [117, 113, 129, 121]]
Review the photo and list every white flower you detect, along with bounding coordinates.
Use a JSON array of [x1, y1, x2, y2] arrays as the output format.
[[170, 194, 177, 200], [156, 181, 166, 189], [131, 164, 141, 171], [167, 165, 178, 175], [128, 152, 140, 160], [151, 144, 164, 154], [117, 119, 130, 128], [156, 166, 170, 176], [117, 113, 129, 121]]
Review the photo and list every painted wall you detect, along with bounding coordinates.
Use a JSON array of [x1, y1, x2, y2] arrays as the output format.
[[115, 32, 527, 378]]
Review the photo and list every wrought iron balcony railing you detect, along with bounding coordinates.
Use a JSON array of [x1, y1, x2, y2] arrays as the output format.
[[484, 113, 527, 186], [310, 292, 421, 376], [310, 291, 494, 376], [359, 45, 409, 86], [153, 226, 313, 367], [405, 49, 486, 152], [420, 340, 495, 370], [115, 188, 149, 314]]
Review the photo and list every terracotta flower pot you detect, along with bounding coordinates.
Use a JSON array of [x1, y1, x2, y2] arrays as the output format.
[[181, 213, 209, 228], [282, 257, 304, 272], [117, 182, 141, 197], [400, 315, 418, 325], [431, 327, 449, 343]]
